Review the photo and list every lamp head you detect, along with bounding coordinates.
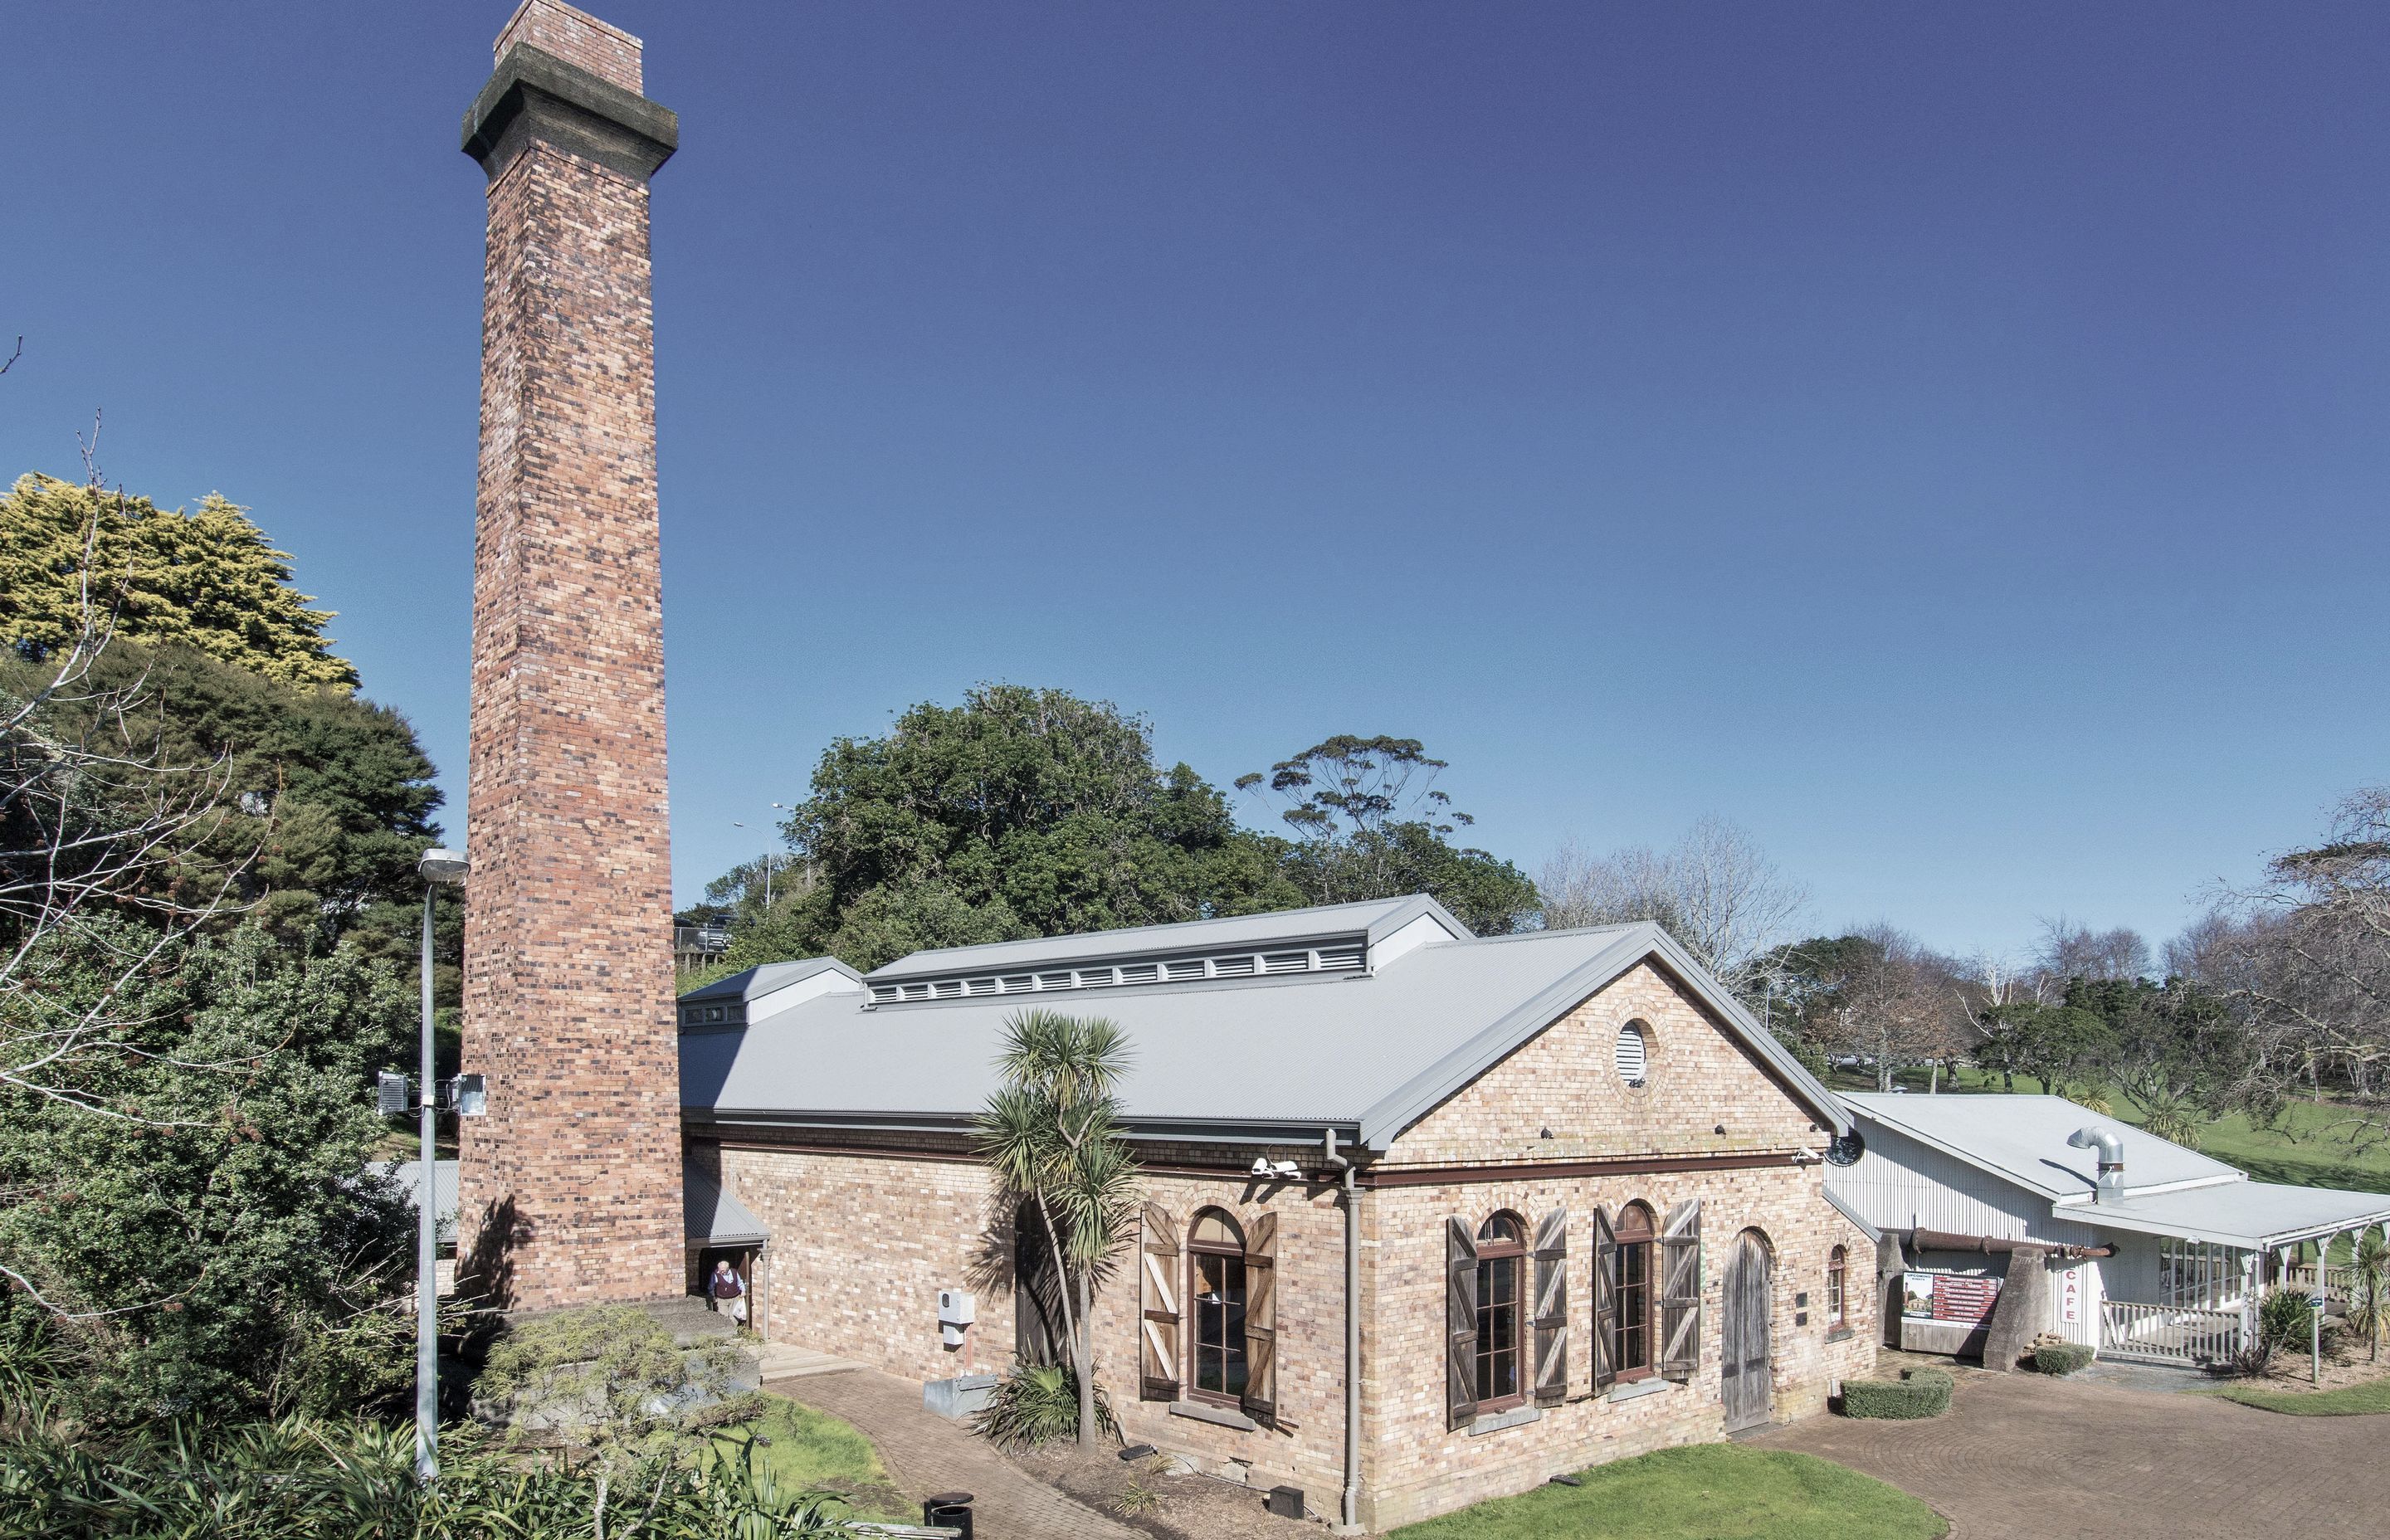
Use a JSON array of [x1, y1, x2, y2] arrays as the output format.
[[417, 847, 469, 884]]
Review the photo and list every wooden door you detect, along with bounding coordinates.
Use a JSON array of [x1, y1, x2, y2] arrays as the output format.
[[1721, 1233, 1773, 1432]]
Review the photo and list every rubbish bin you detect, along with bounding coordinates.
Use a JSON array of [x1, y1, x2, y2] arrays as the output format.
[[924, 1490, 974, 1539]]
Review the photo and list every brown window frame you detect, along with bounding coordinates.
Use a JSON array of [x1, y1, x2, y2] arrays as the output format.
[[1187, 1208, 1248, 1408], [1474, 1211, 1529, 1411], [1826, 1245, 1847, 1330], [1612, 1202, 1656, 1382]]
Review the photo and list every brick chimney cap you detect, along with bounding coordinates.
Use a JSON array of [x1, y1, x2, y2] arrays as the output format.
[[494, 0, 644, 95]]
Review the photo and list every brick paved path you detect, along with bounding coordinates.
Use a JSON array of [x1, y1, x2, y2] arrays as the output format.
[[771, 1368, 1142, 1540], [1755, 1369, 2388, 1540]]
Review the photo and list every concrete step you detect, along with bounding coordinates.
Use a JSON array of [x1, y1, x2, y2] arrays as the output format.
[[756, 1343, 865, 1380]]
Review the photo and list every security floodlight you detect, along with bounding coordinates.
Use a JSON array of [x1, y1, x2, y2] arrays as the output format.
[[454, 1074, 488, 1118], [1249, 1157, 1301, 1180], [378, 1072, 411, 1116], [417, 847, 469, 883]]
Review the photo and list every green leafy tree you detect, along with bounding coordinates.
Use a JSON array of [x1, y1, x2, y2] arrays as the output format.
[[2071, 976, 2253, 1145], [1971, 999, 2113, 1099], [4, 641, 445, 945], [762, 686, 1303, 970], [2, 472, 358, 690], [975, 1011, 1139, 1450], [0, 922, 415, 1425], [1237, 734, 1537, 934]]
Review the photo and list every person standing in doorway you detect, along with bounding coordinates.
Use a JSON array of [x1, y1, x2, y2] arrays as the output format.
[[710, 1259, 748, 1330]]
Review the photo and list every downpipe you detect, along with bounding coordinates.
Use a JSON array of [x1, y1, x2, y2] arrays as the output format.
[[1324, 1128, 1362, 1534]]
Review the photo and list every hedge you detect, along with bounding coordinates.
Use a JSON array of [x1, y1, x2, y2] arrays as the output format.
[[2032, 1342, 2095, 1376], [1839, 1367, 1953, 1420]]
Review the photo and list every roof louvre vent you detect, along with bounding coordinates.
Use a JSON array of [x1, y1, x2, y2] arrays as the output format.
[[1077, 967, 1117, 988], [1261, 950, 1310, 974], [1315, 943, 1365, 972], [1038, 971, 1075, 991], [1164, 958, 1206, 981], [870, 984, 900, 1004], [932, 979, 964, 1000], [901, 982, 933, 1001], [1119, 962, 1161, 984], [1000, 974, 1035, 993], [1211, 956, 1257, 977], [965, 977, 999, 996]]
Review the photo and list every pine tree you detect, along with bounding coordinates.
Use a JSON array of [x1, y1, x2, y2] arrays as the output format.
[[0, 473, 358, 690]]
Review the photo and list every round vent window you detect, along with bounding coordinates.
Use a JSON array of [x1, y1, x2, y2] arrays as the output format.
[[1614, 1021, 1649, 1088], [1825, 1130, 1866, 1167]]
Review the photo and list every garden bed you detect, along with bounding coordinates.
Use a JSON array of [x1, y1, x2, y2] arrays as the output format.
[[1002, 1440, 1317, 1540]]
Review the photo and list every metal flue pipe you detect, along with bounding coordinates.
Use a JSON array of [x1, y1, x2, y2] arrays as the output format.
[[2067, 1126, 2127, 1200]]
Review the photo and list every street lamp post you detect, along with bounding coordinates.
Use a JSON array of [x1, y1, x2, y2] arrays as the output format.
[[414, 846, 469, 1481]]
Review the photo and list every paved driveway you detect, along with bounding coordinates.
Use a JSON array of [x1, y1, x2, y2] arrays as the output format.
[[1755, 1370, 2385, 1540]]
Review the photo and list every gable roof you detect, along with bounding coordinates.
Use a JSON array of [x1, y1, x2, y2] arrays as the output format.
[[680, 957, 861, 1005], [680, 899, 1848, 1149], [1842, 1092, 2241, 1201]]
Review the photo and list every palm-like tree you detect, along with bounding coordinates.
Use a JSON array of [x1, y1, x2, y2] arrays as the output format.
[[977, 1010, 1140, 1448], [2348, 1232, 2390, 1364]]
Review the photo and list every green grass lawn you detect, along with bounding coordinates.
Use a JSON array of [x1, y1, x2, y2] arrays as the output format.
[[2211, 1376, 2390, 1416], [714, 1395, 910, 1520], [1388, 1444, 1946, 1540]]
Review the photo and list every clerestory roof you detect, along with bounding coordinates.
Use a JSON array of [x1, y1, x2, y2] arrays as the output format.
[[680, 899, 1847, 1151]]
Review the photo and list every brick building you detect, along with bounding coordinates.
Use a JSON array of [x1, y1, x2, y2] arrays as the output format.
[[680, 896, 1879, 1531]]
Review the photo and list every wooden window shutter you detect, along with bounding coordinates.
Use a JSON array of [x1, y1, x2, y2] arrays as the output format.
[[1139, 1201, 1181, 1401], [1589, 1203, 1617, 1394], [1531, 1206, 1568, 1407], [1243, 1211, 1278, 1421], [1659, 1198, 1702, 1382], [1446, 1215, 1480, 1430]]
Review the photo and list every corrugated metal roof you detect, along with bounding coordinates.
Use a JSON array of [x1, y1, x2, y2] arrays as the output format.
[[682, 915, 1848, 1148], [680, 958, 861, 1004], [390, 1158, 458, 1243], [2075, 1182, 2390, 1250], [864, 895, 1463, 984], [685, 1160, 769, 1245], [1843, 1093, 2241, 1200]]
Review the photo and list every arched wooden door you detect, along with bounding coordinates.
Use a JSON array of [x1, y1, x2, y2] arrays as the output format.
[[1721, 1231, 1773, 1432]]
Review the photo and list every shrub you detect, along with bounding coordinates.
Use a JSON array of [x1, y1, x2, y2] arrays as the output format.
[[2032, 1342, 2094, 1376], [0, 1396, 847, 1538], [1839, 1367, 1953, 1420], [972, 1363, 1116, 1449]]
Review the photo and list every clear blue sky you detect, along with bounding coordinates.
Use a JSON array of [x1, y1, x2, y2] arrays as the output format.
[[6, 2, 2384, 959]]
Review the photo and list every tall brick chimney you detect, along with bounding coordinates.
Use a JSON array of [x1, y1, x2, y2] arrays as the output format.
[[455, 1, 683, 1311]]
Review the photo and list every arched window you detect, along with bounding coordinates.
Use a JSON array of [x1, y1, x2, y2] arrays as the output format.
[[1188, 1209, 1248, 1402], [1475, 1212, 1527, 1408], [1613, 1201, 1656, 1377], [1827, 1245, 1848, 1331], [1615, 1021, 1650, 1087]]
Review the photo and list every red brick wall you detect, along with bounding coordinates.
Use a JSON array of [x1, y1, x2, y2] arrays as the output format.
[[494, 0, 642, 92], [456, 13, 680, 1311]]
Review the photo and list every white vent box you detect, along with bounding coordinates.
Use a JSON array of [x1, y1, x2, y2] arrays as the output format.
[[939, 1289, 976, 1325]]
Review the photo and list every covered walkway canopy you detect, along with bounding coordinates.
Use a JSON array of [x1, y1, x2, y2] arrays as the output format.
[[2071, 1182, 2390, 1251]]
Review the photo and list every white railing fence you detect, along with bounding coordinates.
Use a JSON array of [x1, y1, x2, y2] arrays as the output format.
[[2100, 1300, 2244, 1366], [2284, 1264, 2354, 1302]]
